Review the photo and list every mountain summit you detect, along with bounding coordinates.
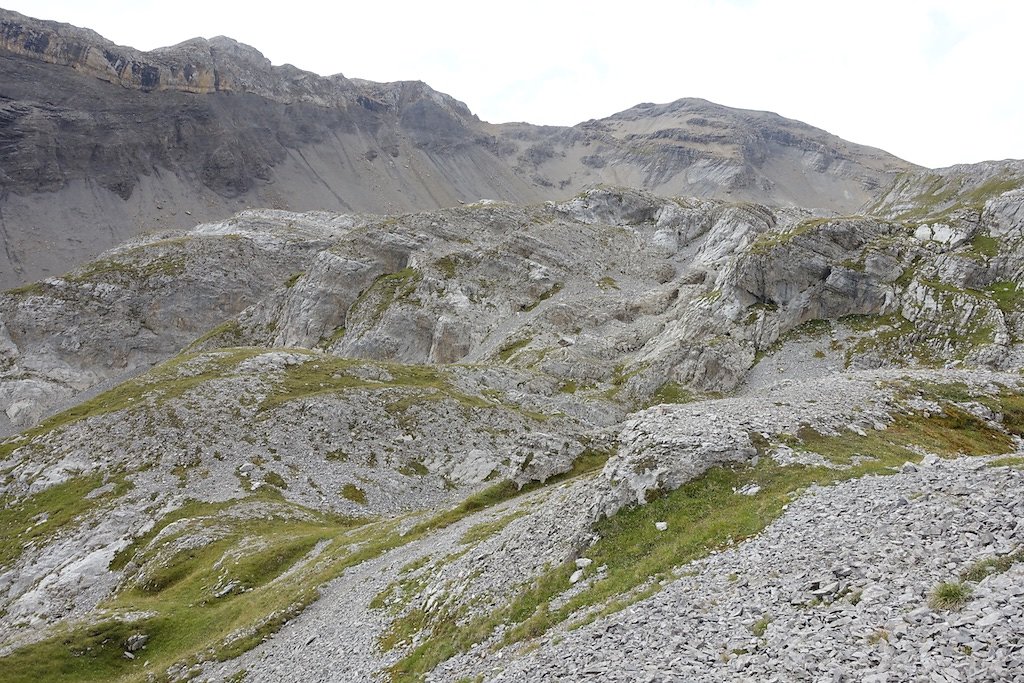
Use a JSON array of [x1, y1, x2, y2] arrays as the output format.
[[0, 8, 915, 288]]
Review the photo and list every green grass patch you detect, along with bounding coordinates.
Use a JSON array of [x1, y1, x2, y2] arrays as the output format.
[[895, 259, 920, 288], [318, 325, 348, 348], [987, 455, 1024, 468], [788, 318, 832, 339], [964, 176, 1022, 205], [797, 405, 1012, 464], [647, 381, 694, 406], [611, 363, 645, 387], [341, 483, 367, 504], [960, 549, 1024, 583], [435, 255, 458, 279], [350, 268, 423, 325], [895, 379, 976, 403], [400, 556, 432, 575], [743, 301, 779, 325], [840, 313, 891, 332], [748, 217, 839, 254], [866, 628, 890, 645], [371, 571, 430, 616], [68, 253, 187, 284], [406, 447, 610, 539], [4, 280, 45, 297], [110, 489, 288, 572], [263, 472, 287, 489], [0, 474, 129, 571], [0, 618, 156, 682], [399, 461, 430, 477], [185, 320, 244, 351], [523, 282, 563, 312], [898, 381, 1024, 440], [988, 281, 1023, 316], [6, 496, 393, 682], [929, 581, 971, 610], [992, 391, 1024, 437], [750, 615, 771, 637], [495, 337, 533, 363], [969, 234, 1000, 259], [259, 353, 491, 414]]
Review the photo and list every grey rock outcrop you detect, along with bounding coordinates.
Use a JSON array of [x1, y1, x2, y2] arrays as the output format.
[[5, 169, 1023, 434], [601, 409, 756, 514], [0, 214, 334, 431]]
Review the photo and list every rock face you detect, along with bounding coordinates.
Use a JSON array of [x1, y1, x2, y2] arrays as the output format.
[[503, 97, 912, 212], [0, 8, 916, 289], [0, 215, 334, 431], [4, 169, 1022, 435]]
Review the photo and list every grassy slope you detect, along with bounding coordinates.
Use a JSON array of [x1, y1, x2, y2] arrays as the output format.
[[4, 340, 1023, 682], [387, 383, 1024, 681]]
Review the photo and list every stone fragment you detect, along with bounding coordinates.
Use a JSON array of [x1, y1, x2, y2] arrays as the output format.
[[126, 634, 149, 652]]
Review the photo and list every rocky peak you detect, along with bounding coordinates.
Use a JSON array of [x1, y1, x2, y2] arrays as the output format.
[[0, 8, 358, 104]]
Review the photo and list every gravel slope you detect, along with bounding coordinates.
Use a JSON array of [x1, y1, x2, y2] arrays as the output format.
[[437, 457, 1024, 682]]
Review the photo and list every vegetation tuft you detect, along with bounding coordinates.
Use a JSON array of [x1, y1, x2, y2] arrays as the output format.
[[341, 483, 367, 504], [929, 581, 971, 610], [960, 549, 1024, 583]]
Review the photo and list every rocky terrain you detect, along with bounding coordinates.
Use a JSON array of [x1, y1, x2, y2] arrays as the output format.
[[1, 8, 1023, 683], [0, 141, 1022, 682], [0, 8, 915, 288]]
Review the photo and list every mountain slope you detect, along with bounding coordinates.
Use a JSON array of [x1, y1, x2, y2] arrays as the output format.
[[6, 10, 1024, 683], [0, 9, 917, 288], [1, 157, 1023, 680], [498, 97, 910, 210]]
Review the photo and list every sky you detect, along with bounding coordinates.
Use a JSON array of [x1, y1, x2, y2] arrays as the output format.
[[4, 0, 1022, 168]]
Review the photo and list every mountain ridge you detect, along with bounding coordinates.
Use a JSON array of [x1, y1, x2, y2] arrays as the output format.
[[0, 7, 918, 289]]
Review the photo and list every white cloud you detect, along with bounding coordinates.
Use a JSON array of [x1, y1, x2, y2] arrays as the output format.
[[5, 0, 1022, 167]]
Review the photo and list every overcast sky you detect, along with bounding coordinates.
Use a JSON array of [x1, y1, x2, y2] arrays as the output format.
[[5, 0, 1021, 168]]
